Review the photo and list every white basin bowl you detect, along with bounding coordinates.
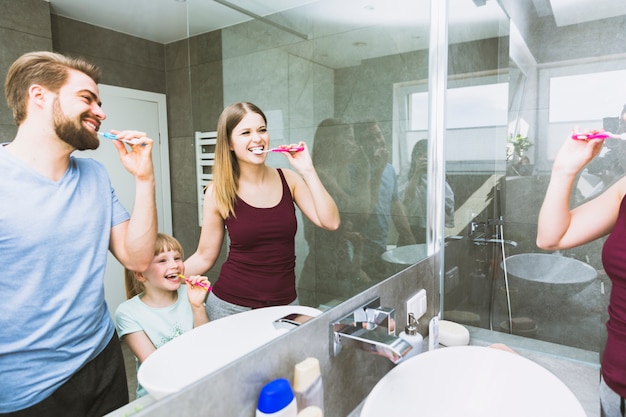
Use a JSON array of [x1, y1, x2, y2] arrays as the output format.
[[503, 253, 597, 292], [361, 346, 586, 417], [381, 244, 428, 266], [137, 305, 321, 399]]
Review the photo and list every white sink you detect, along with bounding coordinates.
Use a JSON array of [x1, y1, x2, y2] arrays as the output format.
[[361, 345, 586, 417], [137, 305, 322, 399], [381, 244, 428, 265], [504, 253, 597, 292]]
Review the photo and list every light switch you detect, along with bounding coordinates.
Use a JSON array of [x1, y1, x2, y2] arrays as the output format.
[[407, 289, 427, 319]]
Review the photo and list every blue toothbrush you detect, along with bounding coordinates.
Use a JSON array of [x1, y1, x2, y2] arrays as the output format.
[[98, 131, 146, 146]]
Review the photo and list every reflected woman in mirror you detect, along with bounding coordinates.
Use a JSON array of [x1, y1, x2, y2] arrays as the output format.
[[353, 120, 415, 280], [185, 102, 339, 320], [398, 140, 455, 244], [299, 118, 373, 307], [537, 133, 626, 417]]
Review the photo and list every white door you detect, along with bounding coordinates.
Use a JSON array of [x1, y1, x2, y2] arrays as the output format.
[[77, 85, 172, 318]]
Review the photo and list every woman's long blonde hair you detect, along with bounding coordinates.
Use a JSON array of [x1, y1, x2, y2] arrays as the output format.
[[124, 233, 185, 299], [212, 101, 267, 219]]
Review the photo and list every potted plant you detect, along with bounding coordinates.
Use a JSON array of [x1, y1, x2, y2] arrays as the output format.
[[507, 134, 533, 175]]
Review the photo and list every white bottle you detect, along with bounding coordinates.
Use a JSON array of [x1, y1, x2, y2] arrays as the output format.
[[293, 357, 324, 416], [256, 378, 298, 417], [428, 316, 440, 351], [399, 313, 423, 360]]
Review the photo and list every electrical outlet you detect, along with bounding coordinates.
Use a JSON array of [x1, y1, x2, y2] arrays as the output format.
[[406, 289, 427, 319]]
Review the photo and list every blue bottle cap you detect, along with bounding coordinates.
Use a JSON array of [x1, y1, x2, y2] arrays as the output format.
[[257, 378, 295, 413]]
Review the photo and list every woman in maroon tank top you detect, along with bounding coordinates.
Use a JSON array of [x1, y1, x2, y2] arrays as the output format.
[[538, 131, 626, 416], [184, 102, 339, 320]]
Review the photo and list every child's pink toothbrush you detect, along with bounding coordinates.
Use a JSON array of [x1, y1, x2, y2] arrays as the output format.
[[252, 146, 304, 154], [177, 274, 211, 292], [98, 131, 146, 146], [571, 130, 626, 141]]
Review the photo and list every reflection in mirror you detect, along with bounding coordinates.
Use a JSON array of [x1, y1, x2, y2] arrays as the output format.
[[187, 0, 432, 311], [442, 0, 511, 329], [545, 69, 626, 204], [443, 0, 626, 357]]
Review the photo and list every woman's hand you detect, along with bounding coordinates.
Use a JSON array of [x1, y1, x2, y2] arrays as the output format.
[[552, 132, 604, 177], [280, 141, 315, 176]]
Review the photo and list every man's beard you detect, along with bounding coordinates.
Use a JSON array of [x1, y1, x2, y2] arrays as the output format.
[[52, 99, 100, 151]]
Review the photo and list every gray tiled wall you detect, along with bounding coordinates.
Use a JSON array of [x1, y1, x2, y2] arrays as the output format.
[[0, 0, 52, 142]]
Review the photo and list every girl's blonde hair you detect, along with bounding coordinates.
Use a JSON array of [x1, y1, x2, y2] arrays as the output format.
[[212, 102, 267, 219], [124, 233, 185, 299]]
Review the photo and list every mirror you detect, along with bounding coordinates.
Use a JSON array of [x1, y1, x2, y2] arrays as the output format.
[[183, 0, 514, 314], [185, 0, 433, 310], [442, 0, 623, 354], [547, 69, 626, 204]]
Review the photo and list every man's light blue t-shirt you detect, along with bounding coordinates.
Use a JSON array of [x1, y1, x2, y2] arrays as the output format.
[[0, 146, 130, 412]]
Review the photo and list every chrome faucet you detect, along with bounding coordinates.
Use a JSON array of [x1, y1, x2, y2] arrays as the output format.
[[471, 237, 518, 248], [469, 220, 486, 238], [469, 216, 518, 247], [331, 297, 412, 364], [273, 313, 315, 330]]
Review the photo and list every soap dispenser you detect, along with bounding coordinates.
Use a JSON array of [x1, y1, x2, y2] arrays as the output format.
[[399, 313, 423, 360]]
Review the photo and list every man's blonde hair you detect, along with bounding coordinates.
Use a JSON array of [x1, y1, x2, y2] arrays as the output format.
[[5, 51, 101, 125]]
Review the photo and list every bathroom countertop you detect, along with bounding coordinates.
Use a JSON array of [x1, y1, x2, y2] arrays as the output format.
[[349, 326, 600, 417]]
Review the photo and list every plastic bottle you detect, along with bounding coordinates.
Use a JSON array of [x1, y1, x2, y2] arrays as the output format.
[[256, 378, 298, 417], [428, 316, 440, 351], [293, 357, 324, 415], [399, 312, 423, 360]]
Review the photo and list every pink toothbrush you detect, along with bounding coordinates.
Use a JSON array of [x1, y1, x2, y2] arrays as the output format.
[[252, 146, 304, 154], [571, 130, 626, 141], [177, 274, 211, 292]]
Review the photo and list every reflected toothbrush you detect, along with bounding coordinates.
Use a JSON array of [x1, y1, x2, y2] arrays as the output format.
[[252, 146, 305, 154], [571, 130, 626, 141], [97, 131, 146, 146], [177, 274, 211, 291]]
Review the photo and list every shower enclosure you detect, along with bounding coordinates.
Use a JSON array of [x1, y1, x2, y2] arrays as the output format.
[[441, 0, 622, 355]]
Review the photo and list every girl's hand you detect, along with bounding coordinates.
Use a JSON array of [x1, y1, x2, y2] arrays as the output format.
[[186, 275, 211, 308]]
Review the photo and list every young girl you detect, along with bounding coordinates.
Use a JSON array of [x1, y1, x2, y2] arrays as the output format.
[[184, 102, 340, 320], [115, 233, 210, 398]]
